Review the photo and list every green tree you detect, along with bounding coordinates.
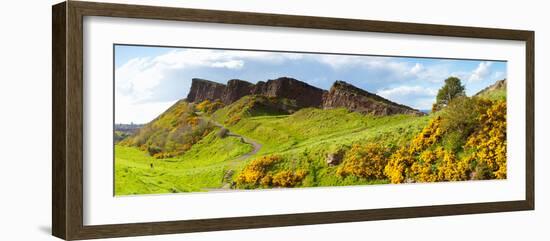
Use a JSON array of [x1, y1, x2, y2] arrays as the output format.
[[433, 77, 466, 112]]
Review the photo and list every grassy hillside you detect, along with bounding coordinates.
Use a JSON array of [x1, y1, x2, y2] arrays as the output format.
[[476, 88, 506, 101], [115, 130, 252, 195], [212, 104, 430, 188], [475, 79, 507, 101], [115, 79, 507, 195], [212, 95, 300, 125], [119, 100, 214, 158]]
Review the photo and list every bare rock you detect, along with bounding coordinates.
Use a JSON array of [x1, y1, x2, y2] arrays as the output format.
[[252, 77, 326, 108], [186, 77, 424, 117], [186, 78, 226, 103], [221, 79, 255, 104], [322, 81, 425, 116], [326, 150, 345, 166]]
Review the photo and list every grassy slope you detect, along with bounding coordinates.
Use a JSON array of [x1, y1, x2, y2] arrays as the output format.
[[476, 88, 506, 101], [116, 96, 430, 194], [115, 130, 253, 195], [214, 106, 430, 187]]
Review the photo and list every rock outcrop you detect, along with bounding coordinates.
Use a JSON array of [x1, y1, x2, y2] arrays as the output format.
[[187, 77, 325, 108], [221, 79, 255, 104], [474, 79, 507, 97], [323, 81, 425, 116], [251, 77, 326, 108], [186, 77, 424, 116], [186, 78, 226, 103]]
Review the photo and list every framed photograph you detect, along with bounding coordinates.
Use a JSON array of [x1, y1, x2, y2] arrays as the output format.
[[52, 1, 534, 240]]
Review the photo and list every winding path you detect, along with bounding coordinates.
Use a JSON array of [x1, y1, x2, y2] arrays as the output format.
[[198, 114, 263, 191], [208, 119, 263, 161]]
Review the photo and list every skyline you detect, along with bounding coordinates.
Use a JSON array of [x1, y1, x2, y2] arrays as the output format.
[[115, 45, 507, 124]]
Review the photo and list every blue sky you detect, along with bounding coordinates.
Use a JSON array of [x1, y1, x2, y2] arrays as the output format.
[[114, 45, 506, 124]]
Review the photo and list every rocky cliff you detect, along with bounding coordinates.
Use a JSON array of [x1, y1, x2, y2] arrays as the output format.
[[221, 79, 255, 104], [323, 81, 425, 116], [187, 77, 325, 108], [251, 77, 326, 108], [186, 77, 424, 116], [186, 78, 226, 103]]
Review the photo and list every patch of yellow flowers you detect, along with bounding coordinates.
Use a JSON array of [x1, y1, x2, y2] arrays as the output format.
[[385, 100, 506, 183]]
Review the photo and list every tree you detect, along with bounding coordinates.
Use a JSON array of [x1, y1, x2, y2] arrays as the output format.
[[433, 77, 466, 112]]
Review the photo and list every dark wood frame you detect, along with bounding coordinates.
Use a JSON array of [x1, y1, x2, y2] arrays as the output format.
[[52, 1, 535, 240]]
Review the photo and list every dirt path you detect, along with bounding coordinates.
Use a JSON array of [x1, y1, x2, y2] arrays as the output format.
[[209, 120, 263, 161], [198, 115, 263, 191]]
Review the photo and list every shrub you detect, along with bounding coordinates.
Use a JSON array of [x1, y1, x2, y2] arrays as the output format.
[[384, 146, 414, 183], [337, 143, 390, 180], [196, 99, 224, 114], [272, 170, 307, 187], [410, 147, 468, 182], [236, 155, 309, 188], [384, 116, 470, 184], [463, 100, 507, 179], [147, 145, 162, 156], [410, 149, 440, 182], [410, 116, 443, 154], [437, 148, 469, 181], [260, 174, 273, 187], [236, 155, 281, 188], [440, 96, 479, 135]]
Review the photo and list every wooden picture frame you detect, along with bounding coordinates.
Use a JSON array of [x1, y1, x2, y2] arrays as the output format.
[[52, 1, 534, 240]]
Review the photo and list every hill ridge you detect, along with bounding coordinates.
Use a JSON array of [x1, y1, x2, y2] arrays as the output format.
[[187, 77, 424, 116]]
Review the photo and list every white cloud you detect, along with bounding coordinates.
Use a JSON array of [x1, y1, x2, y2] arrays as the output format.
[[468, 61, 492, 82], [115, 49, 308, 103], [316, 56, 454, 84], [318, 55, 410, 73], [376, 85, 438, 110], [211, 60, 244, 69], [115, 49, 307, 123], [115, 95, 175, 124], [410, 63, 424, 75], [377, 85, 437, 98]]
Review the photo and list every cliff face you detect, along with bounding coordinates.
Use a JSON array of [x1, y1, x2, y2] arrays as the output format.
[[251, 77, 326, 108], [323, 81, 425, 116], [221, 79, 255, 104], [186, 78, 226, 103], [186, 78, 424, 116], [187, 77, 325, 108]]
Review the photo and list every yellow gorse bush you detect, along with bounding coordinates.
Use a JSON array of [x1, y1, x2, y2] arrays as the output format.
[[385, 117, 444, 183], [236, 155, 280, 186], [272, 170, 308, 187], [337, 143, 390, 179], [411, 147, 469, 182], [410, 116, 444, 154], [196, 99, 224, 114], [236, 155, 307, 188], [384, 99, 506, 184], [464, 100, 507, 179], [384, 146, 413, 183]]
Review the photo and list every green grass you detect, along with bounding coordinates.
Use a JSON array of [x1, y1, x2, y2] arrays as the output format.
[[117, 99, 431, 194], [477, 88, 507, 101], [212, 107, 430, 187], [115, 130, 253, 195], [221, 108, 429, 155]]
